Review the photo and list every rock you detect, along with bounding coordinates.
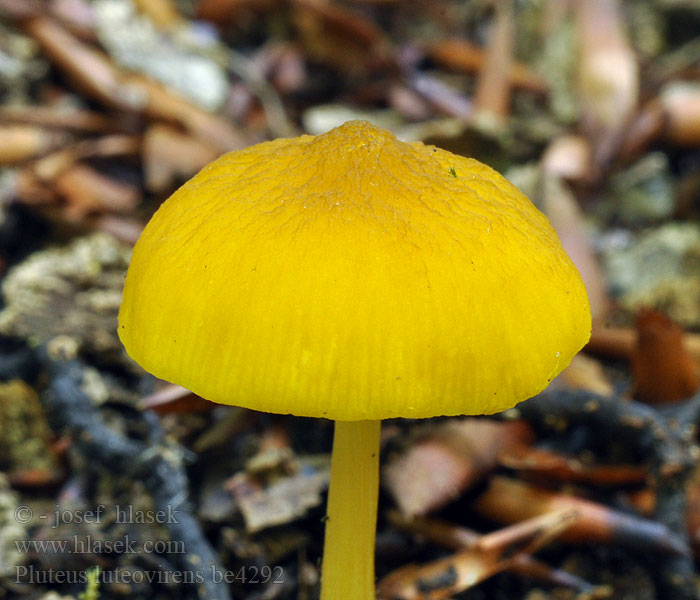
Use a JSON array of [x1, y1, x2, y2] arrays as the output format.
[[599, 223, 700, 327], [0, 380, 57, 474], [602, 153, 674, 223], [0, 233, 134, 368], [0, 472, 27, 578], [93, 0, 228, 111]]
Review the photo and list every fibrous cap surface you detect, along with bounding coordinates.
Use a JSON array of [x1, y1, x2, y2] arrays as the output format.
[[119, 121, 591, 420]]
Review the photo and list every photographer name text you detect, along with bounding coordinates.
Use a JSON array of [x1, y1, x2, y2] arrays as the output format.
[[14, 504, 179, 528]]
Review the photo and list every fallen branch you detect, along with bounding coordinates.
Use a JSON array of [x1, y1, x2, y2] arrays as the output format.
[[387, 510, 608, 596], [516, 388, 700, 599], [377, 510, 578, 600], [40, 351, 231, 600]]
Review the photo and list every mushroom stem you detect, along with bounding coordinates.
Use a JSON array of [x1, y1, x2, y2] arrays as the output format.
[[321, 419, 381, 600]]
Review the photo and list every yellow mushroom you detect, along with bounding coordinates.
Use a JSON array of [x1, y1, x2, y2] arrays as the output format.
[[119, 120, 591, 600]]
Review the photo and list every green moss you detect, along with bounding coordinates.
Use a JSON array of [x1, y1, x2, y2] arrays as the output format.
[[79, 566, 101, 600]]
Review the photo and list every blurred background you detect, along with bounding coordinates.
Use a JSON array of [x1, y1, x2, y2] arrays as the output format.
[[2, 0, 700, 599]]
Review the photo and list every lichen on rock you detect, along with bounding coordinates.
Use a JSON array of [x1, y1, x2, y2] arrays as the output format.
[[0, 473, 27, 578], [600, 223, 700, 327], [0, 233, 134, 368], [0, 380, 57, 474]]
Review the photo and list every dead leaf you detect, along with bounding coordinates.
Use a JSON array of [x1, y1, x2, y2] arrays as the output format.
[[473, 0, 515, 121], [0, 126, 68, 164], [429, 38, 547, 95], [25, 16, 246, 152], [228, 461, 330, 533], [576, 0, 639, 165], [54, 164, 140, 220], [557, 353, 614, 397], [383, 419, 533, 516], [660, 83, 700, 147], [291, 0, 389, 75], [499, 444, 646, 486], [143, 124, 220, 193], [631, 309, 700, 404], [474, 476, 689, 555]]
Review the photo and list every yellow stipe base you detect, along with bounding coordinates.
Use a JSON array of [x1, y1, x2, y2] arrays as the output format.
[[321, 420, 381, 600]]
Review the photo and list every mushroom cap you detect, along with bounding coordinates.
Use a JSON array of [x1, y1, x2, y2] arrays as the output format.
[[119, 121, 591, 420]]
